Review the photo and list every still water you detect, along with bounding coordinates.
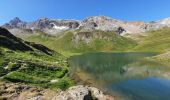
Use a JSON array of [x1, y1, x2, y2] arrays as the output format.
[[69, 52, 170, 100]]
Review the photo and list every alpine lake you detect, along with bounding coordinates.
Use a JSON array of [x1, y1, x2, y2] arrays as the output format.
[[69, 52, 170, 100]]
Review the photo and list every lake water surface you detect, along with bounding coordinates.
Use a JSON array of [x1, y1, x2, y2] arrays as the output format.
[[69, 52, 170, 100]]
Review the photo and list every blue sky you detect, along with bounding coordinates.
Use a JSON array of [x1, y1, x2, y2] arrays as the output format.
[[1, 0, 170, 24]]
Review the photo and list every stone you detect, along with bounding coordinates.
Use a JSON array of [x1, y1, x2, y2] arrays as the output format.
[[52, 85, 114, 100]]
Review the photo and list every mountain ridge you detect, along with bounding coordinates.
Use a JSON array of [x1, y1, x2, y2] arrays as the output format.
[[2, 16, 170, 35]]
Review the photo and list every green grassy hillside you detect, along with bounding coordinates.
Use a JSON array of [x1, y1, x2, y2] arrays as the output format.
[[0, 28, 74, 90], [134, 27, 170, 52], [23, 30, 137, 54]]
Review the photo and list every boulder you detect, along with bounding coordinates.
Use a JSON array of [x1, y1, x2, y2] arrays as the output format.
[[52, 85, 114, 100]]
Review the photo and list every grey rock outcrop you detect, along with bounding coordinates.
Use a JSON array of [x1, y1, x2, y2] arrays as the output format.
[[2, 17, 80, 34], [3, 17, 27, 29], [33, 18, 80, 34], [0, 82, 114, 100], [52, 85, 114, 100], [145, 17, 170, 30], [27, 18, 79, 30], [80, 16, 146, 34]]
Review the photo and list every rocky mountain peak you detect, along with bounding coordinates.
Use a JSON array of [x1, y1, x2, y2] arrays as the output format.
[[80, 16, 121, 31], [38, 17, 49, 21], [83, 16, 113, 22], [9, 17, 22, 24], [3, 17, 27, 29]]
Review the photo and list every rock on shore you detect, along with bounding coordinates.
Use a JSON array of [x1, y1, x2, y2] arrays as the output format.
[[0, 82, 114, 100], [52, 85, 114, 100]]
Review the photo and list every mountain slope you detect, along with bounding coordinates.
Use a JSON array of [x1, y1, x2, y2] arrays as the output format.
[[134, 27, 170, 52], [23, 30, 137, 53], [0, 27, 74, 93], [0, 27, 33, 51], [0, 27, 56, 55]]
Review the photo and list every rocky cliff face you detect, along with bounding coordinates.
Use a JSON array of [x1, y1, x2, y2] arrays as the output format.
[[3, 17, 27, 29], [2, 17, 80, 34], [80, 16, 146, 34], [27, 18, 80, 34], [3, 16, 170, 35]]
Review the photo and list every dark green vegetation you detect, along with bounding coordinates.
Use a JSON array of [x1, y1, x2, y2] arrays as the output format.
[[0, 27, 74, 90]]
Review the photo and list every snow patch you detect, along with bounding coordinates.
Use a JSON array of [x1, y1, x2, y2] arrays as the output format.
[[160, 18, 170, 25], [52, 23, 69, 30]]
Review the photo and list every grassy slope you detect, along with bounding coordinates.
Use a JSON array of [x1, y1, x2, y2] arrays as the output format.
[[134, 27, 170, 52], [0, 48, 74, 90], [16, 28, 170, 54], [0, 28, 74, 90], [131, 27, 170, 65], [151, 51, 170, 65], [23, 30, 137, 55]]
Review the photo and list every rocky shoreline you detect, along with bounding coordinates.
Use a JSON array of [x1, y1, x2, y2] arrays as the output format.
[[0, 82, 114, 100], [53, 85, 114, 100]]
